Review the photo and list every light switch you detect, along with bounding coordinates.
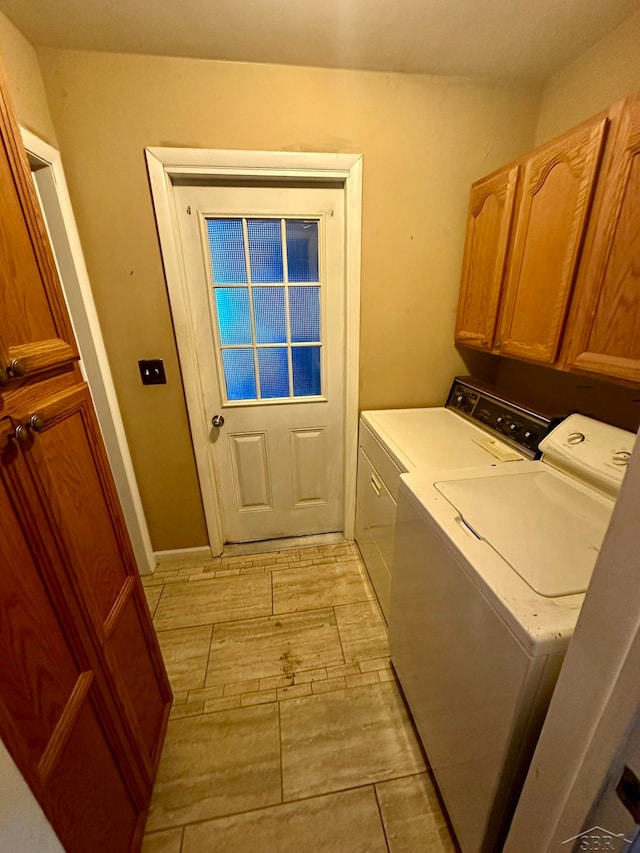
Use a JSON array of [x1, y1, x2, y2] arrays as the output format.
[[138, 359, 166, 385]]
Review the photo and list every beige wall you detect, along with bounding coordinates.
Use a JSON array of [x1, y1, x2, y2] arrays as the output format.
[[34, 49, 540, 550], [0, 10, 56, 144], [536, 6, 640, 142]]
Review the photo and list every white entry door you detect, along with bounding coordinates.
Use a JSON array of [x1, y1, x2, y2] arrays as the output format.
[[174, 183, 345, 544]]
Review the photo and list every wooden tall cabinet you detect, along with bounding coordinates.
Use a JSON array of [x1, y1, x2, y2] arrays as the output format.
[[497, 116, 607, 363], [454, 165, 519, 350], [563, 93, 640, 382], [0, 66, 171, 851]]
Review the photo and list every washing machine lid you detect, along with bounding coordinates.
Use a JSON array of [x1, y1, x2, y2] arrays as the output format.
[[435, 469, 614, 597]]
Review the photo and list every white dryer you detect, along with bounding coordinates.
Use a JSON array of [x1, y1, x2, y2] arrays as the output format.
[[390, 414, 636, 853]]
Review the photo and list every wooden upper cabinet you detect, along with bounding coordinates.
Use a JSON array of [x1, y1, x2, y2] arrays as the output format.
[[497, 116, 608, 364], [563, 94, 640, 383], [454, 165, 519, 350], [0, 83, 78, 385]]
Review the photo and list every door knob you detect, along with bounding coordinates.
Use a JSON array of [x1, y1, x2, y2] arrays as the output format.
[[211, 415, 225, 428]]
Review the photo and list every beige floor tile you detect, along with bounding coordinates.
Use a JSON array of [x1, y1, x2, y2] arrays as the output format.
[[335, 600, 390, 662], [147, 704, 281, 832], [154, 574, 272, 630], [157, 625, 213, 693], [206, 608, 344, 688], [144, 584, 163, 617], [272, 560, 374, 614], [182, 786, 387, 853], [376, 773, 458, 852], [141, 827, 184, 853], [280, 681, 426, 801]]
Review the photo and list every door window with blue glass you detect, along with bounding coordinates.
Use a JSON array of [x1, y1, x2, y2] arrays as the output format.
[[206, 217, 322, 402]]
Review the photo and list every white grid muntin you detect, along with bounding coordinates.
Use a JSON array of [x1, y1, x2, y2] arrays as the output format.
[[199, 212, 326, 406]]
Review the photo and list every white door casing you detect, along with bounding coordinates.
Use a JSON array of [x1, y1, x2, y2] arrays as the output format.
[[174, 183, 345, 542], [145, 148, 362, 556]]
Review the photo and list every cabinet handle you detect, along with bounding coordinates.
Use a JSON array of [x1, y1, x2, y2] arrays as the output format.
[[14, 424, 30, 443], [0, 360, 26, 385], [370, 473, 382, 496]]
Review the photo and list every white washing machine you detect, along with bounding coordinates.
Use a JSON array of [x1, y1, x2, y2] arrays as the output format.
[[356, 377, 556, 620], [390, 414, 636, 853]]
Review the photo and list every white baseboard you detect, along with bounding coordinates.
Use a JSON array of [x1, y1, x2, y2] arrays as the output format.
[[153, 545, 213, 566]]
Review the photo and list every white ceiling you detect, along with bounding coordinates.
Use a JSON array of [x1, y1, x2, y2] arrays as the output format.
[[1, 0, 638, 81]]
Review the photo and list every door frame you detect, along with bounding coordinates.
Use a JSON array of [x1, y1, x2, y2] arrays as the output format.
[[20, 127, 155, 575], [145, 148, 363, 556]]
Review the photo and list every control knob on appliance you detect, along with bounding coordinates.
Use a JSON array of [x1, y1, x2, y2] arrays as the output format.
[[509, 423, 521, 434], [496, 416, 505, 426], [612, 450, 631, 466]]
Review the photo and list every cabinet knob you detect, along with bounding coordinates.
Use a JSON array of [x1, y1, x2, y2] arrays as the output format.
[[30, 414, 45, 432], [211, 415, 225, 428], [9, 359, 26, 377], [14, 424, 30, 443]]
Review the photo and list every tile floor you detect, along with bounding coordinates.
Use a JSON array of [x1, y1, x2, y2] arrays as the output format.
[[141, 541, 458, 852]]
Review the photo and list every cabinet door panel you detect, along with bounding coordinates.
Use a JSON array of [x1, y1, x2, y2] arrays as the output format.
[[0, 443, 142, 853], [455, 165, 519, 350], [565, 95, 640, 382], [498, 117, 607, 363], [0, 453, 83, 769], [0, 85, 77, 381], [45, 686, 141, 853], [13, 382, 171, 775]]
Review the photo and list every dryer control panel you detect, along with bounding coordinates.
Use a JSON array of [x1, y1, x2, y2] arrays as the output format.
[[446, 379, 554, 458]]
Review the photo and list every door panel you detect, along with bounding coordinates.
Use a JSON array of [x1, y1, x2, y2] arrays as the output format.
[[0, 438, 141, 853], [11, 382, 171, 773], [564, 94, 640, 382], [454, 165, 519, 350], [498, 117, 607, 363], [229, 432, 272, 510], [0, 85, 77, 382], [175, 184, 345, 544], [45, 689, 140, 853], [291, 427, 327, 505], [0, 457, 83, 769]]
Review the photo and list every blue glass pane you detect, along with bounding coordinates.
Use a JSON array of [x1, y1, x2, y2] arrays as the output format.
[[206, 219, 247, 284], [292, 346, 321, 397], [257, 348, 289, 398], [289, 286, 321, 343], [221, 349, 257, 401], [247, 220, 284, 283], [214, 288, 252, 345], [286, 220, 319, 282], [253, 287, 287, 344]]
